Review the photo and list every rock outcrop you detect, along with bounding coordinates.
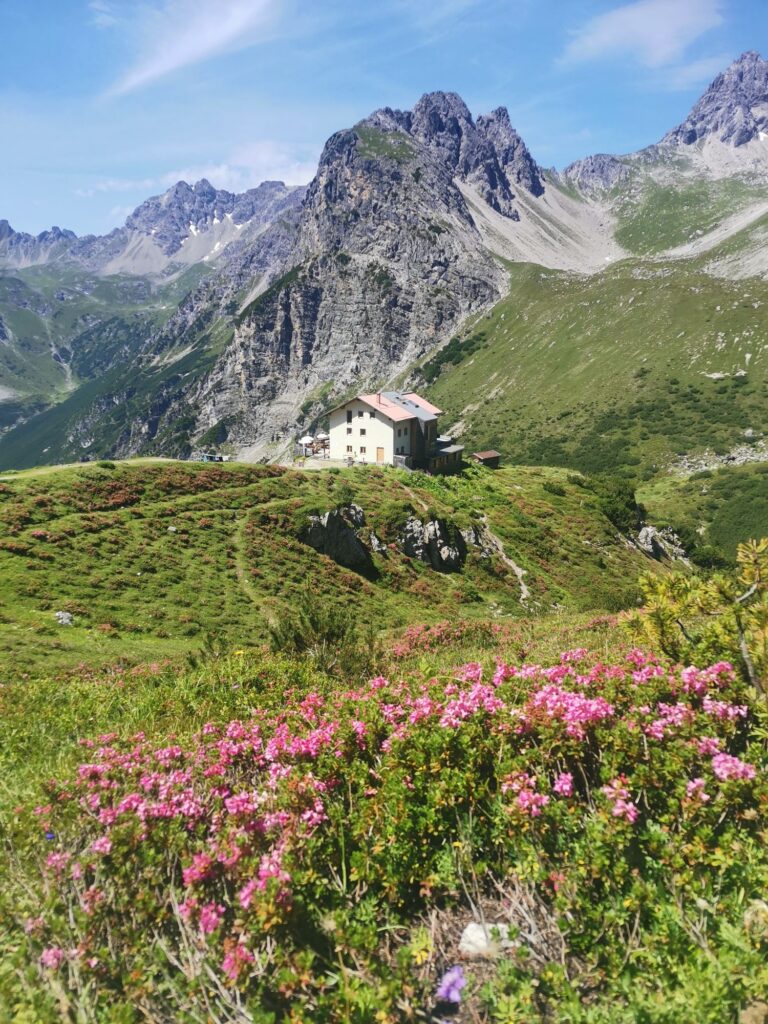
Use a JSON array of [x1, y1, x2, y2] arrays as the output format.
[[398, 515, 467, 572], [663, 51, 768, 147], [636, 525, 689, 563], [300, 504, 373, 572], [562, 153, 631, 193]]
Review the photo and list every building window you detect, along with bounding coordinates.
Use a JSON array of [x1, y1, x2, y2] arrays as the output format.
[[397, 428, 401, 437], [346, 445, 352, 453], [403, 425, 408, 434], [360, 428, 366, 436], [346, 410, 352, 423], [346, 427, 352, 435], [369, 411, 375, 418], [358, 410, 364, 417], [360, 446, 366, 454]]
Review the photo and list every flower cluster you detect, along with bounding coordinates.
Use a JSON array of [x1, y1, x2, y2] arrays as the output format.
[[28, 648, 762, 1014]]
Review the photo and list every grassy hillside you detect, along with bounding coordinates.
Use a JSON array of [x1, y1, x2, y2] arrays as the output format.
[[640, 461, 768, 560], [612, 174, 767, 255], [0, 459, 660, 678], [423, 259, 767, 482], [0, 263, 211, 439]]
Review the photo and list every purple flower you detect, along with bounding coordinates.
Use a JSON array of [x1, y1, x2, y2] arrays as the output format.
[[435, 965, 467, 1004], [44, 831, 56, 840]]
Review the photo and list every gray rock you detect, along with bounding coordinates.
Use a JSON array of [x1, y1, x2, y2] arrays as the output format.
[[562, 153, 631, 193], [636, 525, 689, 563], [458, 921, 517, 958], [663, 51, 768, 148], [399, 515, 466, 572], [301, 505, 373, 572], [55, 611, 74, 626], [369, 531, 387, 554]]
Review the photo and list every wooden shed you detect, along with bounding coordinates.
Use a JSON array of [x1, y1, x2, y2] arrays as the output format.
[[472, 450, 501, 469]]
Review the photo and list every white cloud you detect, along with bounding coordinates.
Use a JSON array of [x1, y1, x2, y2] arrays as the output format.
[[561, 0, 724, 68], [657, 53, 731, 90], [75, 140, 318, 205], [102, 0, 282, 97]]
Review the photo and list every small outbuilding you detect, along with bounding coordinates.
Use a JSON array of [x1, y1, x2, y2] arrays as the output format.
[[472, 450, 502, 469]]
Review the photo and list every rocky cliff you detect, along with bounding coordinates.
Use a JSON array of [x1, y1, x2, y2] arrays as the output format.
[[663, 50, 768, 147]]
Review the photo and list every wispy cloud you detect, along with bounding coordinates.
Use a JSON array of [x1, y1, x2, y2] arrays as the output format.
[[657, 52, 731, 90], [75, 139, 318, 211], [100, 0, 283, 97], [561, 0, 724, 68]]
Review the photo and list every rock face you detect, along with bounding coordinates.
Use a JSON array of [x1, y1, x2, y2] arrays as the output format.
[[124, 179, 302, 258], [399, 515, 467, 572], [562, 153, 631, 193], [0, 222, 77, 270], [663, 51, 768, 147], [636, 525, 689, 563], [476, 107, 544, 197], [301, 504, 373, 572]]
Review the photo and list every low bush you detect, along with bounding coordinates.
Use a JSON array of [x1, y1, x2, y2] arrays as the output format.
[[7, 646, 767, 1021]]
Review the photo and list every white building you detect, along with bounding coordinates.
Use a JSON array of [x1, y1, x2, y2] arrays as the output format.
[[328, 391, 464, 473]]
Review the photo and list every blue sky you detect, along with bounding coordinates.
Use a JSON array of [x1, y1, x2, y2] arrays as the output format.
[[1, 0, 766, 235]]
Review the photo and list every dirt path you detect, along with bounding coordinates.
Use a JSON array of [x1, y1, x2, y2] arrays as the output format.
[[480, 516, 531, 604], [232, 512, 265, 609]]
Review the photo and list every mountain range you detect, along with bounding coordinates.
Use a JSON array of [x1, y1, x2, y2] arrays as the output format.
[[1, 50, 767, 471]]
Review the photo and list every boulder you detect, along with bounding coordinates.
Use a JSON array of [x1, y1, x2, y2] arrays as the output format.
[[398, 515, 466, 572], [55, 611, 74, 626], [636, 525, 689, 563], [301, 504, 373, 572]]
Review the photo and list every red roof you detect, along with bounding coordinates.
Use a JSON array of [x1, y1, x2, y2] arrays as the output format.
[[358, 393, 413, 422], [473, 450, 501, 460]]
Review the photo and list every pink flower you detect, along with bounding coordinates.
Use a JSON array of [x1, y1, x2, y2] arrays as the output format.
[[178, 897, 198, 920], [199, 902, 225, 934], [90, 836, 112, 855], [238, 878, 259, 909], [602, 777, 638, 824], [221, 944, 254, 981], [560, 648, 588, 664], [696, 736, 722, 756], [182, 852, 213, 886], [40, 947, 65, 970], [711, 753, 756, 782], [517, 789, 550, 817], [702, 696, 748, 721], [686, 778, 710, 803], [46, 851, 70, 876], [553, 772, 574, 797]]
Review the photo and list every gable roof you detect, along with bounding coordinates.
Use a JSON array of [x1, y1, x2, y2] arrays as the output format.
[[402, 392, 441, 416], [357, 393, 413, 422], [333, 390, 442, 424], [380, 391, 439, 423]]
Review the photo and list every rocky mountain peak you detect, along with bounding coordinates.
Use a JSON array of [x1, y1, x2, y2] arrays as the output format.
[[359, 90, 543, 217], [124, 177, 303, 256], [663, 50, 768, 147], [475, 107, 544, 197], [562, 152, 631, 193]]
